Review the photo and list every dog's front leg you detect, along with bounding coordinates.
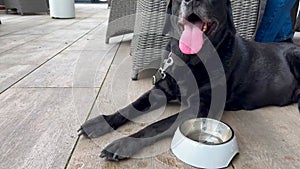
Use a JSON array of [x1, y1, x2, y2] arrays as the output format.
[[79, 87, 173, 138], [99, 105, 206, 161]]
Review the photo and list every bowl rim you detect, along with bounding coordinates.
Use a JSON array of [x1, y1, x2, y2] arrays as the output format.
[[178, 118, 235, 146]]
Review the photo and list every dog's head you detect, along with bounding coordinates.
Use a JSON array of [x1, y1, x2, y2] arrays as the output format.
[[165, 0, 236, 55]]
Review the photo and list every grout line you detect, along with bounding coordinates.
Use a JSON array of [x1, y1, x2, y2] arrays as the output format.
[[0, 20, 50, 38], [64, 136, 81, 169], [63, 36, 124, 169], [0, 18, 107, 55], [81, 39, 123, 122], [0, 7, 104, 38], [13, 87, 101, 89], [0, 21, 107, 95]]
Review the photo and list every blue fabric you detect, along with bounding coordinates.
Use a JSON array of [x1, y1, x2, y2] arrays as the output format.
[[255, 0, 296, 42]]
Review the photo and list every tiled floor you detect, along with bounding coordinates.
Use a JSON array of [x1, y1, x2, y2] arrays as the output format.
[[0, 3, 299, 169]]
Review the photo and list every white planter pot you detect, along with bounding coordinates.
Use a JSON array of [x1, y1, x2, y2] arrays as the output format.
[[49, 0, 75, 19]]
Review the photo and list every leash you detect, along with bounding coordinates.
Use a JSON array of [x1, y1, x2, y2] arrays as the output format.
[[152, 40, 203, 85], [152, 49, 200, 85], [152, 52, 174, 85]]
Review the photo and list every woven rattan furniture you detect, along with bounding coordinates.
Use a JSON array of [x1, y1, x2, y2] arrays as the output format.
[[130, 0, 261, 80], [130, 0, 169, 80], [4, 0, 48, 15], [231, 0, 260, 40], [105, 0, 137, 44]]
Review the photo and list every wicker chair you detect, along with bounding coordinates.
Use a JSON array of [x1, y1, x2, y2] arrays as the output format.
[[231, 0, 260, 40], [130, 0, 169, 79], [130, 0, 261, 80], [4, 0, 49, 15], [105, 0, 137, 44]]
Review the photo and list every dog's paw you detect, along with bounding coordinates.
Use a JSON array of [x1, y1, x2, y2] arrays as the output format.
[[100, 137, 143, 161], [78, 115, 115, 138]]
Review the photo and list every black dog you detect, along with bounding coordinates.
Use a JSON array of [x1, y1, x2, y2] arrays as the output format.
[[79, 0, 300, 161]]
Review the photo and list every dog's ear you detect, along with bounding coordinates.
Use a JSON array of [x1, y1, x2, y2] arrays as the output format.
[[163, 0, 173, 35], [163, 0, 181, 38], [226, 0, 236, 34], [166, 0, 172, 15]]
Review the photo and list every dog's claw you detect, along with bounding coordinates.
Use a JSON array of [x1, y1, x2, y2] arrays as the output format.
[[77, 130, 84, 136], [99, 152, 106, 158], [99, 150, 123, 161], [77, 127, 89, 138], [112, 154, 118, 161]]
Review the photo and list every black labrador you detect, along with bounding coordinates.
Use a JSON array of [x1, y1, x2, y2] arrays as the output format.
[[78, 0, 300, 161]]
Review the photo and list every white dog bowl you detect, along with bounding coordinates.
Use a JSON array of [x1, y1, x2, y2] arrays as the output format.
[[171, 118, 239, 169]]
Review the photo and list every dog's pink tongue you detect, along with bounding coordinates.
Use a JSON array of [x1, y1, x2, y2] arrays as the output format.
[[179, 22, 204, 54]]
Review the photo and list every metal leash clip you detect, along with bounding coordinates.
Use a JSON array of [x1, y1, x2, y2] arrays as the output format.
[[152, 52, 174, 85]]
